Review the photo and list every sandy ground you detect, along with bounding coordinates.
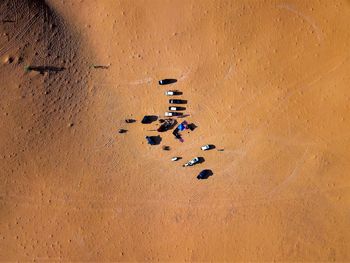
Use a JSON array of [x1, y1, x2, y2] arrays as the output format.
[[1, 0, 350, 261]]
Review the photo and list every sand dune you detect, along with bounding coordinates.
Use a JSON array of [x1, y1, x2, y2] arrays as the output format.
[[1, 0, 350, 261]]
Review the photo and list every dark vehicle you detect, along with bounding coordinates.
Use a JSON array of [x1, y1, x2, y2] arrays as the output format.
[[145, 136, 155, 145], [169, 106, 186, 111], [197, 169, 213, 180], [145, 136, 161, 145], [159, 79, 177, 85], [141, 115, 157, 124], [165, 112, 183, 117], [169, 99, 187, 104]]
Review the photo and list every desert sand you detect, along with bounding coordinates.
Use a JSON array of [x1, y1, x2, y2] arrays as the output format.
[[1, 0, 350, 261]]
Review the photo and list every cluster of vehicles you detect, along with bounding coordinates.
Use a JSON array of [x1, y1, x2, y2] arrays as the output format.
[[157, 79, 213, 180], [164, 92, 187, 117], [181, 145, 212, 166], [182, 157, 212, 179]]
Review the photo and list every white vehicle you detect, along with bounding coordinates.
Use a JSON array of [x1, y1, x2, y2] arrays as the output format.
[[169, 106, 186, 111], [165, 91, 175, 96], [201, 145, 210, 151], [165, 112, 182, 117], [169, 106, 179, 111], [171, 157, 180, 161], [183, 157, 200, 167]]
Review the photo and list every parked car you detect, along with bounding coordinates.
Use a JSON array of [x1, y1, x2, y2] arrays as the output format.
[[169, 106, 186, 111], [165, 91, 175, 96], [159, 79, 177, 85], [145, 136, 160, 145], [165, 112, 183, 117], [169, 99, 187, 104], [201, 145, 210, 151], [183, 157, 200, 167], [197, 169, 213, 180]]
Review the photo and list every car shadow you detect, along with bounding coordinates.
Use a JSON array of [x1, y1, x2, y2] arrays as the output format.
[[198, 157, 205, 164], [177, 99, 188, 104]]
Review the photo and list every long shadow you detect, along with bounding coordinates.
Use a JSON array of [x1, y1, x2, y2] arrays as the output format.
[[197, 169, 213, 180], [92, 65, 109, 69], [177, 114, 190, 119], [197, 157, 205, 164], [159, 79, 177, 85], [208, 144, 216, 150], [169, 99, 188, 104], [26, 66, 65, 74], [173, 91, 183, 95]]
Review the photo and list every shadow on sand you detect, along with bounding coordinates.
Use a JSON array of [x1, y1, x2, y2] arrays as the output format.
[[188, 123, 197, 131], [197, 157, 205, 164], [141, 115, 158, 124], [26, 66, 65, 74], [207, 144, 216, 150]]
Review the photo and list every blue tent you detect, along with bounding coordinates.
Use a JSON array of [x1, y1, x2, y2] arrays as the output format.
[[177, 121, 188, 131]]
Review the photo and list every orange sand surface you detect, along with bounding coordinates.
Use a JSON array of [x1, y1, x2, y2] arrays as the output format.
[[1, 0, 350, 261]]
